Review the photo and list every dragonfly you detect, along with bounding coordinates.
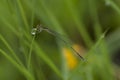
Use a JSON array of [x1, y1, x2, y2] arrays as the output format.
[[31, 24, 84, 61]]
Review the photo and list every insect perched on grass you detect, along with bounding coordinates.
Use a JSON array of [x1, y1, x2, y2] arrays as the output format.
[[31, 24, 84, 61]]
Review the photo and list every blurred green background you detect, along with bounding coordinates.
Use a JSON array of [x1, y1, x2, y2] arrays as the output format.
[[0, 0, 120, 80]]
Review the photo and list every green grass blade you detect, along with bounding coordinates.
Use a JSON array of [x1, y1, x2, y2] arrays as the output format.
[[15, 0, 29, 30], [27, 35, 35, 70], [34, 43, 63, 79], [64, 0, 93, 48], [105, 0, 120, 14], [0, 35, 24, 66], [0, 49, 35, 80]]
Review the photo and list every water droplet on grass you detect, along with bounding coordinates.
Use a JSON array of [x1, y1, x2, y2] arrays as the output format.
[[31, 28, 37, 36]]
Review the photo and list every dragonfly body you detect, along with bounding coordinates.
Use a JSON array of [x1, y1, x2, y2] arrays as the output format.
[[31, 24, 84, 60]]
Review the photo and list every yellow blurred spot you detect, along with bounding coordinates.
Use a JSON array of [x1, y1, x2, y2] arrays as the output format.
[[63, 48, 78, 70], [62, 44, 85, 70]]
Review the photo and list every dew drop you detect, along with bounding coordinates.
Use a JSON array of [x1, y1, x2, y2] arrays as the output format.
[[31, 28, 37, 36]]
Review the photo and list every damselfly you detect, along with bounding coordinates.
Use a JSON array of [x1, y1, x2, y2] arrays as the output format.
[[31, 24, 84, 60]]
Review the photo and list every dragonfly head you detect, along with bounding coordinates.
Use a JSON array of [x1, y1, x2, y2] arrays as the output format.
[[31, 24, 43, 36]]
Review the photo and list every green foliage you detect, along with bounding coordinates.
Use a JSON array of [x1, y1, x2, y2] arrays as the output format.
[[0, 0, 120, 80]]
